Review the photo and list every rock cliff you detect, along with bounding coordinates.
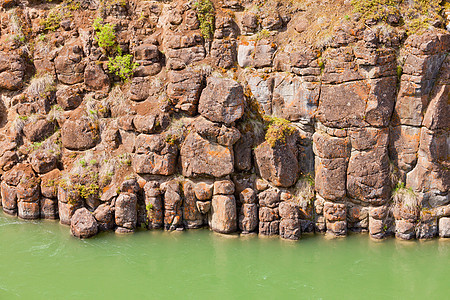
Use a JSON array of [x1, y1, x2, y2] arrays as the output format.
[[0, 0, 448, 240]]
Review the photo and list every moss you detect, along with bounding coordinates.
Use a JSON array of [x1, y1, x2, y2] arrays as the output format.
[[263, 116, 296, 148], [352, 0, 445, 35], [256, 29, 271, 40], [194, 0, 215, 39], [351, 0, 401, 23], [39, 0, 81, 32], [40, 10, 63, 32], [396, 65, 403, 80], [79, 159, 87, 167], [75, 183, 100, 200]]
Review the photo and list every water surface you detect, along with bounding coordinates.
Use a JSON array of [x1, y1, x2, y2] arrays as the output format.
[[0, 211, 448, 299]]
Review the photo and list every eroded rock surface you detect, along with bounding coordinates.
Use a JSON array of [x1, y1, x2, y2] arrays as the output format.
[[0, 0, 448, 241]]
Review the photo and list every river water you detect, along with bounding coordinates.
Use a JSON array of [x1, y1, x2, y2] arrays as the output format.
[[0, 211, 448, 299]]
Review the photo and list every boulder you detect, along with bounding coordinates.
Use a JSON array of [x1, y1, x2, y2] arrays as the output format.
[[40, 169, 61, 198], [163, 189, 183, 230], [239, 203, 258, 233], [395, 219, 416, 240], [180, 132, 234, 178], [347, 129, 391, 205], [279, 202, 300, 220], [133, 134, 178, 175], [56, 84, 83, 111], [30, 150, 58, 174], [84, 62, 110, 93], [317, 81, 369, 128], [40, 198, 58, 219], [194, 181, 214, 201], [198, 77, 244, 124], [61, 113, 99, 150], [279, 218, 301, 240], [259, 220, 280, 236], [71, 208, 99, 238], [144, 181, 163, 229], [18, 201, 40, 220], [239, 188, 256, 204], [254, 141, 299, 188], [23, 119, 56, 142], [196, 201, 211, 214], [259, 207, 279, 222], [258, 189, 281, 208], [115, 193, 137, 231], [211, 39, 237, 69], [167, 69, 203, 115], [324, 202, 347, 236], [213, 180, 235, 195], [439, 217, 450, 238], [54, 43, 86, 85], [1, 181, 17, 214], [93, 204, 114, 231], [182, 180, 203, 228], [209, 195, 237, 234]]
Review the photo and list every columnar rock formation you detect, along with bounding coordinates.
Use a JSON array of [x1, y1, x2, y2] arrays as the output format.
[[0, 0, 448, 240]]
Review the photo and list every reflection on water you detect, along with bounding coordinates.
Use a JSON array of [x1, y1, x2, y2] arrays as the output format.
[[0, 211, 448, 299]]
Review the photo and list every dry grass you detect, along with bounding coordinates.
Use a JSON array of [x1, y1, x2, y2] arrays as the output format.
[[292, 175, 315, 205], [393, 182, 419, 211], [25, 74, 55, 98]]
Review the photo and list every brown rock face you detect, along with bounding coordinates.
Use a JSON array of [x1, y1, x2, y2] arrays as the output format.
[[144, 181, 163, 229], [56, 84, 83, 111], [61, 113, 99, 150], [239, 203, 258, 233], [210, 195, 237, 234], [115, 193, 137, 231], [180, 132, 234, 178], [54, 43, 86, 85], [84, 62, 110, 93], [133, 134, 178, 175], [30, 150, 58, 174], [439, 218, 450, 238], [40, 198, 58, 219], [182, 180, 203, 229], [93, 204, 114, 231], [347, 128, 391, 205], [167, 69, 203, 115], [318, 81, 369, 128], [254, 141, 299, 188], [0, 52, 25, 90], [23, 119, 56, 142], [280, 219, 301, 240], [71, 208, 99, 239], [0, 0, 447, 242], [1, 181, 17, 214], [198, 77, 244, 125], [324, 202, 347, 236]]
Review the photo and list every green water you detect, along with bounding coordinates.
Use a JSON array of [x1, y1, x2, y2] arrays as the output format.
[[0, 211, 448, 299]]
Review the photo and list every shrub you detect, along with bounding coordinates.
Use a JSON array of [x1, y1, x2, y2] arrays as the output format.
[[107, 54, 139, 81], [93, 18, 117, 50], [194, 0, 215, 39]]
